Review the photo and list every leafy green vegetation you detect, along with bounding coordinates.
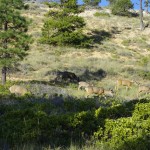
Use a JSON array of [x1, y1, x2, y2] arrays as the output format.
[[111, 0, 133, 16], [137, 70, 150, 80], [40, 0, 92, 48], [0, 1, 150, 150], [0, 0, 32, 85], [0, 84, 150, 150], [83, 0, 101, 6], [94, 101, 150, 150]]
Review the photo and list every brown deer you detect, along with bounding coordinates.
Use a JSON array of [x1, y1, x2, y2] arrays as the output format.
[[78, 81, 93, 91], [115, 79, 135, 91], [85, 86, 104, 97], [137, 85, 150, 97], [9, 85, 29, 96], [104, 89, 114, 97], [84, 86, 114, 98]]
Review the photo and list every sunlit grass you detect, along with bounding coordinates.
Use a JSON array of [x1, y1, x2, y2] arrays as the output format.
[[6, 2, 150, 100]]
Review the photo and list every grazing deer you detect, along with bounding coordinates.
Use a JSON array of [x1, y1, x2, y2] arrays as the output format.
[[85, 86, 104, 98], [84, 86, 114, 98], [78, 81, 93, 91], [9, 85, 29, 96], [104, 89, 114, 97], [137, 85, 150, 97], [85, 86, 114, 99], [115, 79, 135, 91]]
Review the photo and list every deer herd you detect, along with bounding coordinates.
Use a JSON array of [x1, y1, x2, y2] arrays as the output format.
[[9, 71, 150, 98], [78, 79, 150, 98]]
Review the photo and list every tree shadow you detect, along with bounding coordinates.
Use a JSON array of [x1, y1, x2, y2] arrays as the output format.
[[79, 68, 107, 81], [110, 26, 122, 34], [44, 68, 107, 85], [45, 68, 105, 86], [90, 30, 112, 44], [128, 12, 139, 17]]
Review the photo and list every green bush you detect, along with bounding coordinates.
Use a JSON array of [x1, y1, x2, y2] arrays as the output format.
[[44, 2, 59, 8], [94, 101, 150, 150], [111, 0, 133, 16], [0, 96, 150, 149], [137, 70, 150, 80], [0, 81, 15, 95], [83, 0, 100, 6]]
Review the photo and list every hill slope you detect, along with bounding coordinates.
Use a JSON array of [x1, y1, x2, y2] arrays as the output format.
[[7, 3, 150, 99]]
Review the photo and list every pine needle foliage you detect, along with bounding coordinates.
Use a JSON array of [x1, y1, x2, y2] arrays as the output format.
[[111, 0, 133, 16], [41, 0, 93, 48], [0, 0, 32, 85], [83, 0, 101, 7]]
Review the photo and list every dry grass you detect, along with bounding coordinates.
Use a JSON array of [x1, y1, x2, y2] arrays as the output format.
[[7, 3, 150, 100]]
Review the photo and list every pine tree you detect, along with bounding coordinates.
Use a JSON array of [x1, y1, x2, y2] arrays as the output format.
[[0, 0, 31, 85], [140, 0, 144, 30], [41, 0, 92, 48], [106, 0, 117, 5], [83, 0, 101, 7], [144, 0, 150, 13], [111, 0, 133, 16]]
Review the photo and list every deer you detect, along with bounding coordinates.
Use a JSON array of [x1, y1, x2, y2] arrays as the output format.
[[84, 86, 114, 98], [78, 81, 93, 91], [84, 86, 104, 97], [115, 79, 136, 91], [104, 89, 114, 97], [9, 85, 29, 96], [137, 85, 150, 97]]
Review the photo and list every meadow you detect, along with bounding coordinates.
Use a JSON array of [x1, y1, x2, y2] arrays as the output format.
[[0, 2, 150, 150]]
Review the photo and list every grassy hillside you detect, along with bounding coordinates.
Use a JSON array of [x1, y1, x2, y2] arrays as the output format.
[[0, 3, 150, 150], [5, 3, 150, 99]]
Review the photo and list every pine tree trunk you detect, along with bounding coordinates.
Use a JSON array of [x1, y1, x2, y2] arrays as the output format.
[[146, 6, 149, 13], [1, 22, 8, 85], [2, 66, 6, 85], [140, 0, 144, 30]]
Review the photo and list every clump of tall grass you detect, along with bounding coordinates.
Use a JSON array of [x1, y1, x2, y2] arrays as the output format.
[[94, 12, 110, 17]]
